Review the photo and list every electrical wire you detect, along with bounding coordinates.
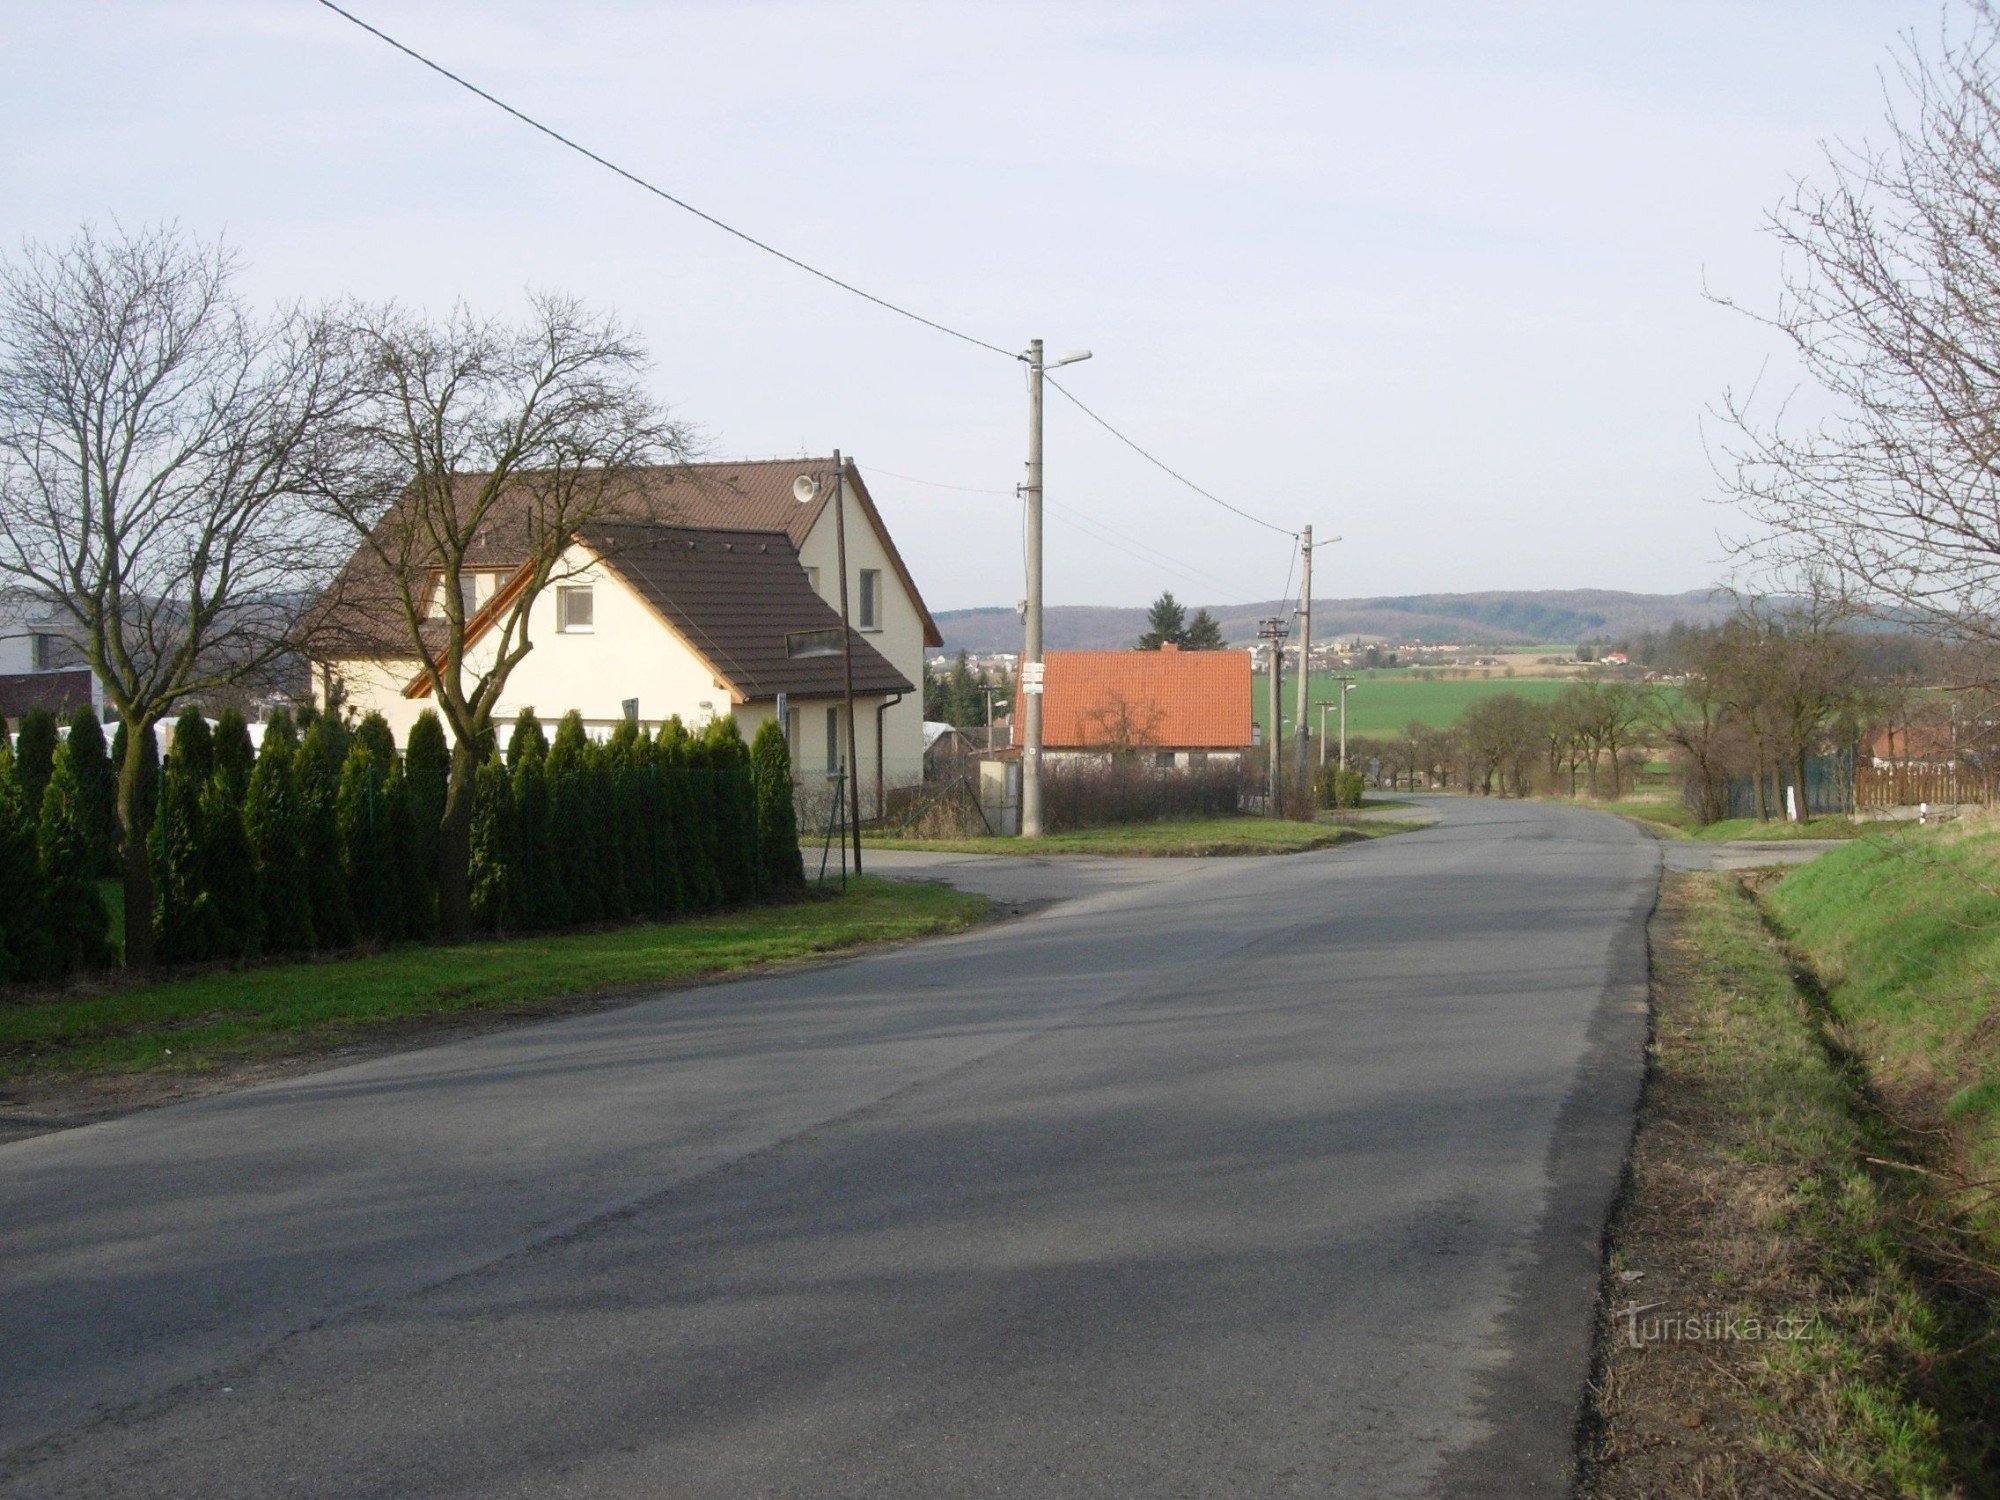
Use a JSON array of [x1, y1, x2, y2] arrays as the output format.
[[314, 0, 1018, 360], [1044, 375, 1298, 539], [865, 467, 1268, 600]]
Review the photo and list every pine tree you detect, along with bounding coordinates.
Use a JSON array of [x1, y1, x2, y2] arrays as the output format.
[[294, 721, 357, 950], [212, 708, 256, 800], [337, 743, 394, 943], [703, 717, 758, 903], [200, 775, 261, 960], [403, 710, 449, 903], [1184, 608, 1227, 650], [659, 718, 721, 910], [378, 764, 420, 942], [1136, 591, 1189, 650], [0, 769, 51, 984], [547, 712, 602, 925], [167, 709, 214, 783], [245, 715, 314, 954], [64, 708, 118, 876], [149, 749, 215, 966], [39, 741, 111, 975], [506, 708, 549, 771], [946, 652, 978, 727], [467, 758, 518, 935], [751, 719, 806, 891], [13, 708, 58, 817], [355, 712, 396, 772]]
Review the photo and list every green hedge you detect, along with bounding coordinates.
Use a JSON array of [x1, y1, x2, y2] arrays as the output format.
[[3, 704, 806, 987]]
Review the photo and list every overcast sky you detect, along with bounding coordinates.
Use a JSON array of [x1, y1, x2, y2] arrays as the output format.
[[3, 1, 1938, 611]]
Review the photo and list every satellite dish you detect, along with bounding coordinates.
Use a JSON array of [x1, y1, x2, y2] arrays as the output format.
[[792, 474, 819, 505]]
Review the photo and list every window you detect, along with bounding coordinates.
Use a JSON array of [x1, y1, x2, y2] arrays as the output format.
[[805, 565, 820, 594], [786, 707, 800, 758], [858, 569, 881, 630], [1156, 750, 1177, 770], [825, 706, 841, 775], [31, 634, 55, 670], [557, 586, 594, 633]]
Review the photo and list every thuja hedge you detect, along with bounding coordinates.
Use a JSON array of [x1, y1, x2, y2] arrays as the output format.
[[0, 703, 808, 989]]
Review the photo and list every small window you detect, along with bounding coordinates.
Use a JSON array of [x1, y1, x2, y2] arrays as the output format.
[[460, 575, 480, 619], [1156, 750, 1176, 770], [31, 634, 55, 670], [805, 565, 821, 593], [858, 569, 881, 630], [825, 706, 841, 775], [786, 707, 799, 757], [557, 586, 594, 633]]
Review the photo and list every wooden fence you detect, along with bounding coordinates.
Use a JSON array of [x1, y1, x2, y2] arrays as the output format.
[[1854, 764, 2000, 808]]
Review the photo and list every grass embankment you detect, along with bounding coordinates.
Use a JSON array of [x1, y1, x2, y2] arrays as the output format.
[[1768, 821, 2000, 1201], [862, 814, 1424, 858], [1590, 873, 2000, 1496], [0, 877, 989, 1079], [1560, 795, 1867, 842]]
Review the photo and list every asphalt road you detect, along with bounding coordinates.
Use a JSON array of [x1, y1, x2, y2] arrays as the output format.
[[0, 796, 1655, 1498]]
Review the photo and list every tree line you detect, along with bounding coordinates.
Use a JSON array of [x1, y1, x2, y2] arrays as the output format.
[[0, 703, 803, 989], [1340, 610, 1889, 819]]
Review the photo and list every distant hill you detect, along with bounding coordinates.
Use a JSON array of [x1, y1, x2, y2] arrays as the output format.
[[931, 589, 1740, 654]]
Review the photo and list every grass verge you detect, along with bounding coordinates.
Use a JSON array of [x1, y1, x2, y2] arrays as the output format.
[[0, 877, 989, 1081], [860, 814, 1425, 858], [1535, 794, 1866, 842], [1586, 872, 2000, 1497]]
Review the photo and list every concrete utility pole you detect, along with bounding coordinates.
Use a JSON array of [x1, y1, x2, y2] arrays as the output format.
[[1018, 338, 1090, 839], [1259, 616, 1288, 816], [1296, 525, 1312, 772], [833, 451, 862, 874]]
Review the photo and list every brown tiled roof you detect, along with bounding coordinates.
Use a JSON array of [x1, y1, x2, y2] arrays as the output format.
[[0, 670, 94, 724], [1029, 646, 1253, 750], [313, 457, 941, 659]]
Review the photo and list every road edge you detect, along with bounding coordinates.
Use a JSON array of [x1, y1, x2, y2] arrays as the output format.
[[1425, 835, 1659, 1495]]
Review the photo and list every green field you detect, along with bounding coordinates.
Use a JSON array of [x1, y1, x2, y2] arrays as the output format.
[[1258, 673, 1580, 737]]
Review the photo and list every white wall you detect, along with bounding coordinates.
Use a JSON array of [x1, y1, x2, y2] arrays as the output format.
[[796, 483, 927, 798], [322, 544, 914, 812]]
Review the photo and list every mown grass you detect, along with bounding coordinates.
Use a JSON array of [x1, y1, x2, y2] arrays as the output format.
[[1591, 873, 1998, 1495], [1766, 820, 2000, 1204], [861, 814, 1425, 858], [0, 877, 989, 1079], [1544, 795, 1866, 842]]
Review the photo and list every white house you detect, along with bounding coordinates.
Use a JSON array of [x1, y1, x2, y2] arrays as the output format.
[[0, 592, 98, 726], [313, 457, 942, 819]]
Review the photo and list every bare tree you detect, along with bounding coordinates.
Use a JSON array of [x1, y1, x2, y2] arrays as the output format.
[[1080, 689, 1166, 757], [0, 224, 350, 968], [311, 295, 692, 936], [1718, 5, 2000, 665]]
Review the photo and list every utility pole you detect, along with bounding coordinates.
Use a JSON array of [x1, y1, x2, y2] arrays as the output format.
[[1018, 338, 1090, 839], [1296, 525, 1312, 775], [1259, 616, 1288, 816], [833, 451, 862, 874], [1339, 677, 1354, 772]]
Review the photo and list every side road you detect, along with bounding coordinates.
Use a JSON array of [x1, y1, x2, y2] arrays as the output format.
[[4, 796, 1655, 1497]]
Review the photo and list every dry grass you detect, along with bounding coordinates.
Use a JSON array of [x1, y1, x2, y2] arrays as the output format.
[[1585, 874, 2000, 1498]]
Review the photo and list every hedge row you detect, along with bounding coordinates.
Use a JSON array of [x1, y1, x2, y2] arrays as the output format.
[[0, 702, 806, 989]]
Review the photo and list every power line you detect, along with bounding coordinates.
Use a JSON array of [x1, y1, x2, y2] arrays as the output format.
[[1044, 376, 1298, 539], [866, 466, 1268, 600], [313, 0, 1017, 361]]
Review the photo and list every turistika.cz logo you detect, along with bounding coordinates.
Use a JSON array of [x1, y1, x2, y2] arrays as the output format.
[[1616, 1300, 1819, 1348]]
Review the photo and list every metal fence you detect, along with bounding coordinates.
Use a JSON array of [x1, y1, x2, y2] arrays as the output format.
[[1722, 750, 1854, 821]]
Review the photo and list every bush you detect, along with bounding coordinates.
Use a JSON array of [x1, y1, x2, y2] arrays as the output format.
[[1039, 758, 1249, 832], [212, 708, 256, 800], [13, 708, 58, 820], [751, 719, 805, 890], [150, 754, 216, 966], [200, 776, 261, 961], [404, 710, 449, 898], [108, 718, 160, 855], [62, 708, 118, 876], [658, 718, 720, 910], [468, 758, 518, 935], [0, 769, 51, 984], [547, 712, 603, 924], [702, 717, 759, 904], [167, 708, 214, 784], [295, 721, 357, 951], [246, 715, 314, 954], [37, 743, 111, 976], [1315, 764, 1366, 810], [338, 743, 397, 944]]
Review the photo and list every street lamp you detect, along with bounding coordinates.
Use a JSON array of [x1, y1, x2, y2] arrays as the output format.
[[1020, 340, 1092, 840], [1317, 678, 1357, 770]]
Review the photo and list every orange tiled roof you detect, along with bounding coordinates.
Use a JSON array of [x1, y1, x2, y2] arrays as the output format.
[[1031, 646, 1252, 750]]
